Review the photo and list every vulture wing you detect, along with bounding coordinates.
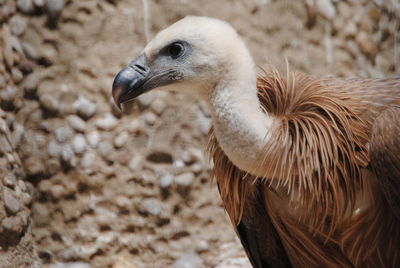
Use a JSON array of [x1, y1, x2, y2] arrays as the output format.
[[370, 106, 400, 220]]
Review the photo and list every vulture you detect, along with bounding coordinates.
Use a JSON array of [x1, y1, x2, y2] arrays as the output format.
[[112, 16, 400, 267]]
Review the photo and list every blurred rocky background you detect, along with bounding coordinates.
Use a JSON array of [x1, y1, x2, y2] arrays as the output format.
[[0, 0, 399, 267]]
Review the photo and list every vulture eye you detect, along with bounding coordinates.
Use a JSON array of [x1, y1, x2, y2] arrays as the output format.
[[167, 42, 184, 59]]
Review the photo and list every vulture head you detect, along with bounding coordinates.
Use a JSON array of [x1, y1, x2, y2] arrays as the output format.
[[112, 16, 255, 107]]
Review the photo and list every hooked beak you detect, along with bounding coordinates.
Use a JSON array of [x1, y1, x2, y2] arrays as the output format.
[[112, 54, 150, 109]]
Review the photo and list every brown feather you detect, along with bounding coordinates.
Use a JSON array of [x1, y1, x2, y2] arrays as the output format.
[[208, 69, 400, 267]]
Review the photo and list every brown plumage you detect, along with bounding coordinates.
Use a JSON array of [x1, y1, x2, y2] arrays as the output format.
[[208, 70, 400, 267]]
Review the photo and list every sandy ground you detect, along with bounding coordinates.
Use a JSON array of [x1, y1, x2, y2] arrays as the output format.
[[1, 0, 399, 267]]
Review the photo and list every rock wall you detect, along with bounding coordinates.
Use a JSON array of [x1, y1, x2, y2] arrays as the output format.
[[0, 0, 399, 267]]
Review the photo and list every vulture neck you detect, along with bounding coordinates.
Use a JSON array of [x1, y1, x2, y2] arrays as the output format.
[[208, 54, 275, 178]]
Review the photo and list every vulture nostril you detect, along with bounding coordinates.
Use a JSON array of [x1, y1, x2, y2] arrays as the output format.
[[134, 64, 147, 74]]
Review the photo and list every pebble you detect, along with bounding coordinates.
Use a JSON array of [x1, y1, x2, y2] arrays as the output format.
[[71, 134, 87, 154], [22, 73, 39, 94], [59, 91, 77, 115], [113, 131, 129, 148], [9, 15, 27, 36], [34, 0, 45, 7], [2, 24, 14, 68], [46, 0, 64, 17], [144, 112, 157, 125], [11, 68, 23, 83], [10, 35, 23, 54], [128, 155, 142, 171], [55, 126, 74, 143], [81, 151, 96, 169], [151, 98, 167, 115], [3, 173, 17, 187], [0, 86, 17, 103], [343, 21, 357, 39], [17, 0, 34, 14], [95, 113, 118, 131], [86, 131, 100, 148], [1, 216, 25, 238], [316, 0, 336, 20], [39, 94, 60, 113], [48, 140, 62, 157], [98, 141, 114, 157], [355, 31, 377, 58], [61, 145, 76, 166], [67, 115, 86, 133], [50, 184, 65, 199], [137, 92, 156, 109], [22, 42, 39, 60], [3, 187, 21, 215], [182, 148, 203, 165], [197, 115, 212, 135], [195, 240, 210, 253], [139, 198, 162, 216], [174, 172, 194, 196], [52, 262, 92, 268], [25, 155, 46, 175], [173, 250, 203, 268], [74, 96, 96, 119], [160, 173, 173, 189]]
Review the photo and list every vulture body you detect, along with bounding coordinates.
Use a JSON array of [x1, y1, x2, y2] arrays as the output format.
[[112, 16, 400, 267]]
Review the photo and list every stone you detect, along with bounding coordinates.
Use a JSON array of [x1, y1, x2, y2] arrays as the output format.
[[10, 36, 23, 54], [98, 141, 113, 157], [53, 262, 91, 268], [160, 173, 173, 189], [139, 198, 161, 216], [46, 0, 64, 17], [86, 131, 100, 148], [11, 68, 23, 83], [173, 251, 203, 268], [22, 42, 39, 60], [74, 96, 96, 119], [128, 155, 142, 171], [25, 156, 45, 175], [40, 94, 59, 113], [9, 15, 27, 36], [81, 151, 96, 169], [61, 144, 74, 163], [50, 184, 65, 199], [48, 140, 62, 157], [355, 31, 377, 58], [343, 21, 357, 39], [95, 113, 118, 131], [59, 91, 77, 115], [33, 0, 45, 7], [113, 131, 129, 148], [19, 59, 34, 74], [22, 73, 39, 94], [316, 0, 336, 20], [17, 0, 34, 13], [3, 173, 17, 187], [71, 134, 87, 154], [151, 98, 167, 115], [55, 126, 74, 143], [144, 112, 157, 125], [195, 240, 209, 253], [0, 85, 18, 103], [67, 115, 86, 133], [174, 172, 194, 196], [3, 188, 21, 215], [197, 114, 212, 135], [137, 92, 156, 109], [2, 25, 14, 68]]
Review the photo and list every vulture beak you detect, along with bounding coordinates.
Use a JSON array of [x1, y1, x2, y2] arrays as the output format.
[[112, 54, 150, 109]]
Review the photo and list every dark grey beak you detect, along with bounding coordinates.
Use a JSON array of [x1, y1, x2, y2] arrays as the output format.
[[112, 54, 150, 108]]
